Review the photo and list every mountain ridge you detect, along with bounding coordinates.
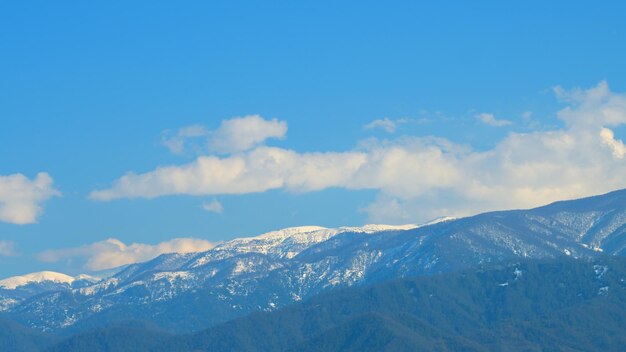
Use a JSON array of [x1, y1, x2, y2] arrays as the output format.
[[3, 188, 626, 333], [44, 256, 626, 352]]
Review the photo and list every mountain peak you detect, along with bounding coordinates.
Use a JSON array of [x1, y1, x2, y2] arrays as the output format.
[[0, 271, 76, 290]]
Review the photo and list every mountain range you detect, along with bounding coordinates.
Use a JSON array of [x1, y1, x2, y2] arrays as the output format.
[[3, 255, 625, 351], [48, 256, 626, 352], [1, 188, 626, 347]]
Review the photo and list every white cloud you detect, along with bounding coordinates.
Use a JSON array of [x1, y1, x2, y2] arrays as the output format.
[[202, 199, 223, 214], [0, 241, 15, 257], [89, 147, 367, 200], [555, 81, 626, 128], [0, 172, 60, 224], [161, 115, 287, 155], [210, 115, 287, 154], [476, 113, 512, 127], [162, 125, 209, 154], [37, 237, 217, 271], [364, 118, 397, 133], [91, 82, 626, 223], [600, 127, 626, 158]]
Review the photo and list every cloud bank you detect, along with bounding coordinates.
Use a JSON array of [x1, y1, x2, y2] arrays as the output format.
[[37, 238, 217, 271], [0, 172, 60, 224], [90, 81, 626, 223]]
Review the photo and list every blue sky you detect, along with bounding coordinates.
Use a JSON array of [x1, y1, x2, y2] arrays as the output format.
[[2, 1, 626, 277]]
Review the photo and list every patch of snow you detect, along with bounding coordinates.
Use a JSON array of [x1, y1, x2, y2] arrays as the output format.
[[418, 216, 457, 227], [339, 224, 419, 233], [152, 271, 194, 283], [291, 293, 302, 301], [580, 243, 604, 252], [79, 277, 120, 296], [60, 314, 78, 328], [593, 265, 608, 279], [74, 274, 100, 283], [0, 298, 19, 311], [233, 260, 255, 274]]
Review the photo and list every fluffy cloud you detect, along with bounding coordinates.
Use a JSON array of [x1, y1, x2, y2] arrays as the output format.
[[91, 81, 626, 223], [600, 127, 626, 158], [476, 113, 512, 127], [0, 172, 60, 224], [202, 199, 223, 214], [90, 148, 367, 200], [161, 115, 287, 155], [210, 115, 287, 154], [0, 241, 15, 257], [37, 238, 216, 271]]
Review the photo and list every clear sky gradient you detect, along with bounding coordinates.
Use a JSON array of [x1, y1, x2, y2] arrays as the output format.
[[2, 1, 626, 277]]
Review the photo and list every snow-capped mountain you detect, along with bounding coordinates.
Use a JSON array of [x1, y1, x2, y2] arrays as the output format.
[[0, 271, 77, 290], [0, 272, 99, 312], [4, 188, 626, 332]]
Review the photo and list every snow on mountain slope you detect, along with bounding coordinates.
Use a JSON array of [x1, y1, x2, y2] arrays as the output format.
[[0, 272, 102, 313], [0, 271, 76, 290], [187, 224, 419, 268], [6, 189, 626, 333]]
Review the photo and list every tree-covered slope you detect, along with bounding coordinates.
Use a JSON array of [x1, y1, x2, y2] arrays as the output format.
[[0, 316, 57, 352], [47, 256, 626, 352]]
